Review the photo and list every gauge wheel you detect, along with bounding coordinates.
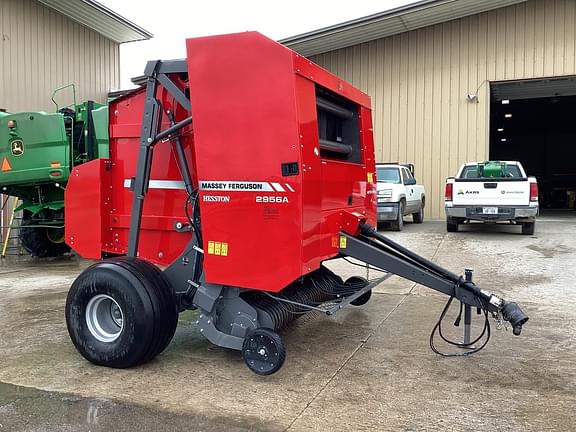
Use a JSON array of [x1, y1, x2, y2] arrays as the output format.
[[345, 276, 372, 306], [242, 328, 286, 376]]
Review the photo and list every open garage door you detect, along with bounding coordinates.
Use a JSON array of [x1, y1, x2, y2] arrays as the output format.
[[490, 77, 576, 212]]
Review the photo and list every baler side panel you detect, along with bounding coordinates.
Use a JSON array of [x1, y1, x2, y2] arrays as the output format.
[[65, 159, 111, 259], [104, 87, 194, 265], [186, 32, 303, 292]]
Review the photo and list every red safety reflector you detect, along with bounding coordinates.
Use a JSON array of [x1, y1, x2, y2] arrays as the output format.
[[530, 182, 539, 202], [50, 170, 62, 177], [1, 157, 11, 172], [445, 183, 453, 201]]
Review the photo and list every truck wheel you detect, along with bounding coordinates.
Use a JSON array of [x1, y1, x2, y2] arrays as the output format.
[[391, 201, 405, 231], [19, 213, 70, 258], [412, 204, 424, 224], [521, 222, 535, 235], [446, 217, 459, 232], [65, 257, 178, 368]]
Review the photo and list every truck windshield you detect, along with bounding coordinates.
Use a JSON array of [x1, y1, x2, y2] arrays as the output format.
[[460, 164, 523, 179], [377, 167, 401, 184]]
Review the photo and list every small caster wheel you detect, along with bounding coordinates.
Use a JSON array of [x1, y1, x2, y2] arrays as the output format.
[[346, 276, 372, 306], [242, 328, 286, 375]]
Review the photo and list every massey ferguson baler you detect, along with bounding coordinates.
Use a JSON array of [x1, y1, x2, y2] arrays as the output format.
[[64, 32, 528, 375]]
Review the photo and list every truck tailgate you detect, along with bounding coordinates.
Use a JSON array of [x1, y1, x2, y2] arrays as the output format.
[[452, 180, 530, 206]]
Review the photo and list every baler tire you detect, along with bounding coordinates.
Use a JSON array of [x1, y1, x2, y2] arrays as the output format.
[[19, 217, 70, 258], [65, 257, 178, 368], [242, 328, 286, 376], [346, 276, 372, 306], [521, 222, 535, 235]]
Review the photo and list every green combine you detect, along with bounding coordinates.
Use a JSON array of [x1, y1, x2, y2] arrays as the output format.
[[0, 86, 109, 257]]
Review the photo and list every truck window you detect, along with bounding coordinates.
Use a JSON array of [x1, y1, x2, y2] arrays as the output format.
[[401, 168, 409, 184], [376, 167, 401, 184], [460, 164, 523, 179]]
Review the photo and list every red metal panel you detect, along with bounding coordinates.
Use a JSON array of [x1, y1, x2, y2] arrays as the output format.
[[65, 159, 110, 259], [186, 32, 303, 291]]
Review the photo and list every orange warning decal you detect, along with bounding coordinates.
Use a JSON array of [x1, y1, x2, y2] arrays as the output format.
[[1, 157, 11, 172]]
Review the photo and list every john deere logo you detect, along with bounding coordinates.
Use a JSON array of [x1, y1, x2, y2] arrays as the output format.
[[457, 190, 464, 195], [10, 139, 24, 156]]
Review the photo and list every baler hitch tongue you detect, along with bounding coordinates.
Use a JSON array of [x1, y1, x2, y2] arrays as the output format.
[[339, 223, 529, 354]]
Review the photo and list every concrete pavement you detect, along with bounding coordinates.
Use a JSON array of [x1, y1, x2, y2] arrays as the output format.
[[0, 215, 574, 431]]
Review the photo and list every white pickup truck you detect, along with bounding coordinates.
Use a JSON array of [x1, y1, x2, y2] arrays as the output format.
[[376, 163, 426, 231], [445, 161, 539, 235]]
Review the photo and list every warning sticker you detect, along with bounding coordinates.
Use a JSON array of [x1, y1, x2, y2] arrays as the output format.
[[339, 236, 347, 249], [367, 172, 374, 183], [331, 236, 338, 248], [207, 240, 229, 256], [1, 157, 12, 172]]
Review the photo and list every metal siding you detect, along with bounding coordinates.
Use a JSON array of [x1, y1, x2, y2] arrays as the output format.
[[311, 0, 576, 218], [0, 0, 120, 243], [0, 0, 120, 112]]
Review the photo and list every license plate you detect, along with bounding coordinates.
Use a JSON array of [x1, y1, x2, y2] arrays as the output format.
[[482, 207, 498, 214]]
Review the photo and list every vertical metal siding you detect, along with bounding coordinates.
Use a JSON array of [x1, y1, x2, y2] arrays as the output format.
[[0, 0, 120, 244], [312, 0, 576, 218], [0, 0, 120, 113]]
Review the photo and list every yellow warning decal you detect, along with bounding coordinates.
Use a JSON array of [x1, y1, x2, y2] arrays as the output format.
[[207, 240, 229, 256], [339, 236, 347, 249], [367, 172, 374, 183]]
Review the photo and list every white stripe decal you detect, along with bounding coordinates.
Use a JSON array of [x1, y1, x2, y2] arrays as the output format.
[[285, 184, 295, 192], [271, 182, 286, 192], [123, 179, 186, 190]]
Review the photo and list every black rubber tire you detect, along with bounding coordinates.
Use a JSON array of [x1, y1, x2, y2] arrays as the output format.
[[242, 328, 286, 376], [390, 200, 405, 231], [65, 257, 178, 368], [446, 217, 459, 233], [412, 203, 424, 224], [346, 276, 372, 306], [521, 222, 535, 235], [19, 214, 70, 258]]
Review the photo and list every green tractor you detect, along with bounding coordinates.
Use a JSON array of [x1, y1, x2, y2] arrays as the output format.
[[0, 86, 109, 257]]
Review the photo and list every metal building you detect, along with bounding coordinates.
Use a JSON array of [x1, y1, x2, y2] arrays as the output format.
[[0, 0, 151, 112], [1, 0, 151, 247], [282, 0, 576, 219]]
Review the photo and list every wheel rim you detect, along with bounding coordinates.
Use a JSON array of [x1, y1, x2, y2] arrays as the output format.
[[243, 334, 281, 374], [46, 228, 65, 244], [85, 295, 124, 343]]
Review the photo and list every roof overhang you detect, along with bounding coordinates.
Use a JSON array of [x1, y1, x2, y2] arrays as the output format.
[[37, 0, 152, 43], [281, 0, 527, 56]]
